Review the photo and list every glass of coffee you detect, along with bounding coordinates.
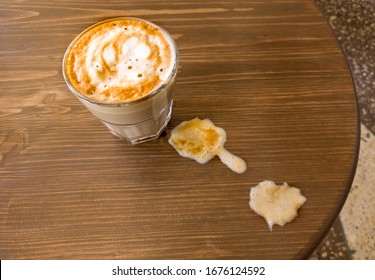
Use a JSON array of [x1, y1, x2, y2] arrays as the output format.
[[62, 17, 179, 144]]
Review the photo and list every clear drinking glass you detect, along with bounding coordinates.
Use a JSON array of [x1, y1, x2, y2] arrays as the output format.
[[62, 18, 179, 144]]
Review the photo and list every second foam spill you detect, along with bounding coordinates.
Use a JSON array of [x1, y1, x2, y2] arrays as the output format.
[[249, 181, 307, 231], [168, 118, 247, 174]]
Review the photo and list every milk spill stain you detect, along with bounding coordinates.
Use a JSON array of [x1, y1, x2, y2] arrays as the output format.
[[249, 180, 307, 231], [168, 118, 247, 174]]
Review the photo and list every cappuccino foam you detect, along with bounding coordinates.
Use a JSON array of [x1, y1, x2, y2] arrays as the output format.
[[65, 18, 175, 103]]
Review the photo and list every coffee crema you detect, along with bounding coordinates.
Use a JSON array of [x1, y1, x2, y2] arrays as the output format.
[[64, 18, 175, 103]]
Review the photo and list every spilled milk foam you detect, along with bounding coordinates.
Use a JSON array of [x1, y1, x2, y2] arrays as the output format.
[[249, 180, 307, 230], [62, 18, 178, 144], [168, 118, 247, 174]]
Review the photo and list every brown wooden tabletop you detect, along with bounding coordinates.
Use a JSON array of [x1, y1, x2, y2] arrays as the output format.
[[0, 0, 359, 259]]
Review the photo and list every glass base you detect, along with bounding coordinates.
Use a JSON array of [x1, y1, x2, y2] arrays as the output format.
[[101, 104, 172, 144]]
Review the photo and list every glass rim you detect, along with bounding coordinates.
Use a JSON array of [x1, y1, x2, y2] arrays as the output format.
[[62, 17, 179, 107]]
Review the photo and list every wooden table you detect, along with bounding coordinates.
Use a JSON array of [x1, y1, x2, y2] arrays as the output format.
[[0, 0, 359, 259]]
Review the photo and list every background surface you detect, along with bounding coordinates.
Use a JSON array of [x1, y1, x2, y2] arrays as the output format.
[[311, 0, 375, 260]]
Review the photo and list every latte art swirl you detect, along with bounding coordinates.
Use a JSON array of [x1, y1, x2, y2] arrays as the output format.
[[65, 18, 175, 103]]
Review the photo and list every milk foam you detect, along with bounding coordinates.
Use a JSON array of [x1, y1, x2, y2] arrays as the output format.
[[249, 181, 307, 231], [169, 118, 247, 174], [66, 19, 175, 103]]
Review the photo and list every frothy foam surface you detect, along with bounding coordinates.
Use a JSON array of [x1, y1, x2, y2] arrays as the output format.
[[249, 180, 307, 231], [65, 18, 175, 103], [168, 118, 247, 174]]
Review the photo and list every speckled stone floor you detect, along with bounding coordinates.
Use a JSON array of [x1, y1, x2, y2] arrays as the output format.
[[310, 0, 375, 260]]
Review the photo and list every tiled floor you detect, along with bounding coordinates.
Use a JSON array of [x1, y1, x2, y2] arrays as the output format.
[[310, 0, 375, 260]]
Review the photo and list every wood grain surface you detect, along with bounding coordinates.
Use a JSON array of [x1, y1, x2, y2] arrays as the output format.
[[0, 0, 359, 259]]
